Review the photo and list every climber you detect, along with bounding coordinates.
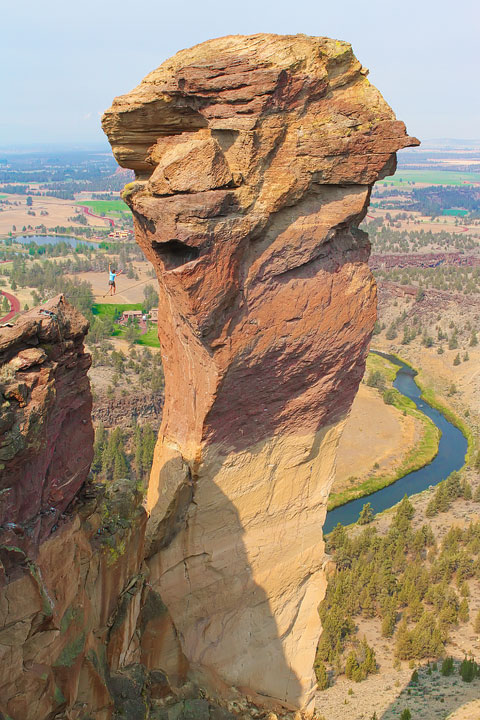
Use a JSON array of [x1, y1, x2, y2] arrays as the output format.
[[107, 263, 123, 296]]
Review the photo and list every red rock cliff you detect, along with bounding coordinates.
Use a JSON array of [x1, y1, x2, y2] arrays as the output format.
[[0, 296, 93, 573], [103, 34, 418, 712]]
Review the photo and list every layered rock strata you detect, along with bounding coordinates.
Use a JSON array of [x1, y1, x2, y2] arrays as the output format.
[[103, 33, 419, 712]]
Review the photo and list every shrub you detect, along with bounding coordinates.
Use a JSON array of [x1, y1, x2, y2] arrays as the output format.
[[441, 657, 454, 676], [367, 370, 386, 391], [383, 389, 397, 405], [459, 658, 478, 683]]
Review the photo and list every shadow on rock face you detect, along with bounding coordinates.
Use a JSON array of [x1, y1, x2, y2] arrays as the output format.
[[146, 456, 305, 712]]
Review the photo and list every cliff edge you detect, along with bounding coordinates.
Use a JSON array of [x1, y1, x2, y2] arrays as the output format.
[[103, 33, 419, 712], [0, 296, 93, 571]]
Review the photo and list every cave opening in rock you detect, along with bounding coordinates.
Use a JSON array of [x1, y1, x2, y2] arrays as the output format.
[[151, 240, 200, 270]]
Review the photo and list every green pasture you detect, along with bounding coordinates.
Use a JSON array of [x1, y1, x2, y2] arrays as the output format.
[[92, 302, 142, 318], [135, 326, 161, 347], [92, 303, 160, 347], [379, 170, 480, 187], [442, 208, 468, 216], [80, 200, 130, 215]]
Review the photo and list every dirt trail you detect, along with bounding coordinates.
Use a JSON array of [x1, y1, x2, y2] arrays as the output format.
[[0, 291, 20, 323]]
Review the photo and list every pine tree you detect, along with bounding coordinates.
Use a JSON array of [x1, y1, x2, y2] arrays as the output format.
[[441, 657, 454, 676], [395, 617, 412, 660], [113, 450, 129, 480], [314, 660, 329, 690], [362, 638, 377, 674], [358, 502, 374, 525], [459, 658, 476, 683], [394, 495, 415, 530], [345, 651, 358, 680], [458, 598, 469, 623], [461, 479, 472, 500]]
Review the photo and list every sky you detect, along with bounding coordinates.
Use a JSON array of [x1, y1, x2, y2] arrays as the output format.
[[1, 0, 479, 148]]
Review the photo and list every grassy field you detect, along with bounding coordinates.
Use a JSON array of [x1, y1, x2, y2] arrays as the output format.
[[80, 200, 130, 216], [442, 208, 469, 216], [92, 302, 142, 318], [378, 170, 480, 186], [92, 303, 160, 347], [328, 353, 441, 510], [134, 326, 160, 347]]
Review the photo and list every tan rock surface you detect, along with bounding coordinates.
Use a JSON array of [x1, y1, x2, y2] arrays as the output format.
[[103, 33, 418, 712]]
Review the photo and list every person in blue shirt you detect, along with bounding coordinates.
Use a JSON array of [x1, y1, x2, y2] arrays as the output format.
[[107, 263, 123, 296]]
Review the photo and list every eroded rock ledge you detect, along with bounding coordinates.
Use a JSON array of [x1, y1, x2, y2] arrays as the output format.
[[102, 33, 419, 713]]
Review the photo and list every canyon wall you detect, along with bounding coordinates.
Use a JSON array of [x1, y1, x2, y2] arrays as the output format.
[[102, 33, 419, 712], [0, 299, 174, 720], [0, 297, 93, 566]]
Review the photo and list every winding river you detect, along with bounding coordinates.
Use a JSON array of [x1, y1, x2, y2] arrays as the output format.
[[323, 353, 468, 534]]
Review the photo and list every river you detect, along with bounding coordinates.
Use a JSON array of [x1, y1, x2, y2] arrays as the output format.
[[323, 353, 468, 534]]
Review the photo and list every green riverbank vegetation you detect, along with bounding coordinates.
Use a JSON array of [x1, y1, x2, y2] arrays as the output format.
[[328, 353, 441, 511]]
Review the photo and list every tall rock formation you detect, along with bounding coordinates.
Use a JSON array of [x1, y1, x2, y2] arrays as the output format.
[[103, 34, 419, 712]]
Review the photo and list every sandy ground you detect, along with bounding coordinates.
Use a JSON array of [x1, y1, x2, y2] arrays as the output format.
[[317, 661, 480, 720], [447, 699, 480, 719], [67, 262, 157, 303], [0, 194, 111, 235], [365, 207, 480, 238], [333, 384, 419, 493]]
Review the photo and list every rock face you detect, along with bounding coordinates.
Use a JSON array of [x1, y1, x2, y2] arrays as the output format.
[[0, 307, 158, 719], [103, 34, 419, 712], [0, 296, 93, 570]]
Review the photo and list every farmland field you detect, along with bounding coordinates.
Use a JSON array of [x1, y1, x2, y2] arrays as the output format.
[[92, 302, 142, 318], [378, 169, 480, 186], [79, 200, 130, 215], [442, 208, 469, 216]]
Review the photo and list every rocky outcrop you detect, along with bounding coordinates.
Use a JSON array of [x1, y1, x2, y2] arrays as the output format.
[[0, 296, 93, 570], [370, 251, 480, 271], [103, 33, 419, 712], [91, 389, 163, 429]]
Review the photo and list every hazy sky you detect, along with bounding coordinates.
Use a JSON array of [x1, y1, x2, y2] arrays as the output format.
[[2, 0, 478, 147]]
